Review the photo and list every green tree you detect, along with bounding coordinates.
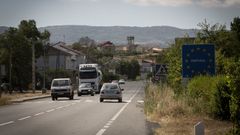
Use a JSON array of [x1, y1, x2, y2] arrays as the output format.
[[116, 59, 140, 80], [0, 20, 50, 91], [231, 17, 240, 39], [128, 59, 140, 80]]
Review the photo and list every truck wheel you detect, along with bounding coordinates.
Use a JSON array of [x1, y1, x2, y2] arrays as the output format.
[[118, 98, 122, 102], [91, 93, 94, 96], [100, 98, 103, 102], [55, 96, 58, 100], [78, 93, 81, 96], [52, 96, 55, 101], [69, 94, 74, 100]]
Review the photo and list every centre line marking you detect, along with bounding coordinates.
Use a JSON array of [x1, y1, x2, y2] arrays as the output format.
[[96, 87, 141, 135], [46, 109, 55, 113], [56, 106, 64, 109], [18, 116, 31, 121], [0, 121, 14, 126], [96, 129, 106, 135], [34, 112, 45, 116]]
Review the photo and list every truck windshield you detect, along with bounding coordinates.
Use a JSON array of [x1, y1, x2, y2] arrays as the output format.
[[79, 67, 97, 79], [52, 80, 69, 87]]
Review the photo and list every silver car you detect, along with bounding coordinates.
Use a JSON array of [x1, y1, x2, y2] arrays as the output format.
[[100, 83, 123, 102], [78, 83, 94, 96]]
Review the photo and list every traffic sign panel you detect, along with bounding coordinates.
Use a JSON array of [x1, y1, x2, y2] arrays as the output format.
[[182, 44, 215, 78], [155, 64, 168, 76]]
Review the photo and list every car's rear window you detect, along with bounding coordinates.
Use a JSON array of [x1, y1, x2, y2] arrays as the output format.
[[102, 84, 118, 90]]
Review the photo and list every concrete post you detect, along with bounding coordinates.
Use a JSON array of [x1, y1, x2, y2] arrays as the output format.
[[194, 121, 204, 135]]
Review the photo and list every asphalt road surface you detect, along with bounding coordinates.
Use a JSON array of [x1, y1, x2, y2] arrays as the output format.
[[0, 81, 153, 135]]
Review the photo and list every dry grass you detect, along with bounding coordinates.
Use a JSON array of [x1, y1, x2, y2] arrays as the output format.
[[0, 91, 50, 106], [145, 83, 233, 135], [0, 96, 11, 106]]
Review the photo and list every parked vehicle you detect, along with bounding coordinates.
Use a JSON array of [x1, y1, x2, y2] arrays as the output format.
[[118, 79, 125, 84], [78, 83, 94, 96], [99, 83, 123, 102], [111, 80, 119, 84], [51, 78, 74, 100], [79, 64, 102, 94]]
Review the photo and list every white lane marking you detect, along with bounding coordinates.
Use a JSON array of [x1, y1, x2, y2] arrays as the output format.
[[96, 87, 140, 135], [85, 100, 93, 103], [74, 100, 81, 103], [137, 100, 144, 103], [104, 125, 109, 128], [34, 112, 45, 116], [64, 104, 71, 107], [18, 116, 31, 121], [106, 122, 111, 126], [56, 106, 64, 110], [59, 101, 67, 103], [71, 103, 76, 105], [126, 100, 131, 103], [96, 129, 106, 135], [0, 121, 14, 126], [111, 89, 139, 121], [46, 109, 55, 113]]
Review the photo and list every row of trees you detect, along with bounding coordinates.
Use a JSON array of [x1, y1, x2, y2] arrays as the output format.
[[116, 59, 140, 80], [162, 17, 240, 134], [0, 20, 50, 91]]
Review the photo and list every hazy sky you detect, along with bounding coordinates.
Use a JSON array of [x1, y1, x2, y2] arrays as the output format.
[[0, 0, 239, 29]]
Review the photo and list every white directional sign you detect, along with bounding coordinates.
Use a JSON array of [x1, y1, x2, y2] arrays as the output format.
[[155, 64, 168, 75]]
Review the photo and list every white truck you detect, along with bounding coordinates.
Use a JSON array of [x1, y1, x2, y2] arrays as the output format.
[[78, 64, 102, 93]]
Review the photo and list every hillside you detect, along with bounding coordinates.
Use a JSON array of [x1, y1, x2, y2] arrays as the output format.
[[1, 25, 197, 48], [39, 25, 197, 47], [0, 26, 8, 34]]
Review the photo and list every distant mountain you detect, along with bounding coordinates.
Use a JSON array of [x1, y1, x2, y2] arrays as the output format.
[[0, 26, 8, 34], [39, 25, 197, 48], [1, 25, 197, 48]]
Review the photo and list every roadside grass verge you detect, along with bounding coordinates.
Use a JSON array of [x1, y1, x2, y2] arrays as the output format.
[[0, 96, 11, 106], [144, 83, 233, 135], [0, 91, 50, 106]]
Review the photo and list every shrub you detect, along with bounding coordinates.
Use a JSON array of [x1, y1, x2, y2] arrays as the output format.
[[213, 77, 231, 120], [225, 59, 240, 129], [187, 75, 231, 120]]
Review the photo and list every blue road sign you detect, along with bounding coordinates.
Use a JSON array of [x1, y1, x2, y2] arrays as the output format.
[[182, 44, 215, 78]]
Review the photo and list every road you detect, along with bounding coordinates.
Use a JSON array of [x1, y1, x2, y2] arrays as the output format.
[[0, 81, 153, 135]]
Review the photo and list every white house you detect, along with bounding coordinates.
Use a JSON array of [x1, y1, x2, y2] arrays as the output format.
[[36, 42, 86, 71]]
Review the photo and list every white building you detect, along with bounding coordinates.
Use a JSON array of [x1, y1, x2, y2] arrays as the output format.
[[36, 42, 86, 71]]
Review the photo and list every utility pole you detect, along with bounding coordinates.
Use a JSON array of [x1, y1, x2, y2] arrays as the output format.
[[43, 45, 46, 90], [42, 42, 49, 93], [9, 44, 12, 93], [32, 40, 35, 93]]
